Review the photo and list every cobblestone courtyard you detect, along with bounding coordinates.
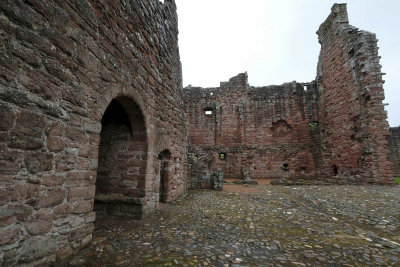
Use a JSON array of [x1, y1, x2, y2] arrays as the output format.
[[61, 184, 400, 266]]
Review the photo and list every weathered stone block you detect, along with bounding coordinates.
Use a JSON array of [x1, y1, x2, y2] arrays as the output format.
[[68, 215, 85, 228], [11, 182, 40, 204], [38, 187, 66, 208], [72, 200, 93, 214], [19, 236, 57, 263], [0, 104, 15, 131], [47, 136, 65, 152], [0, 206, 17, 227], [0, 225, 20, 246], [67, 185, 95, 202], [53, 203, 73, 219], [0, 159, 19, 175], [42, 174, 65, 187], [24, 151, 53, 174], [8, 110, 45, 150], [25, 210, 53, 235], [0, 188, 9, 205]]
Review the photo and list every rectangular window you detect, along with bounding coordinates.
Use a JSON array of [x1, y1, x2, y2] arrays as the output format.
[[204, 108, 213, 115], [220, 153, 226, 160]]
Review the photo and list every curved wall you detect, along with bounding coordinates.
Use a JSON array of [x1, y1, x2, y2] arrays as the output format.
[[0, 0, 188, 264]]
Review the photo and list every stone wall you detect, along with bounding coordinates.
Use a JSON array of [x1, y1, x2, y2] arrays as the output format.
[[0, 0, 188, 265], [388, 127, 400, 178], [185, 4, 395, 188], [316, 4, 393, 184], [184, 73, 322, 188]]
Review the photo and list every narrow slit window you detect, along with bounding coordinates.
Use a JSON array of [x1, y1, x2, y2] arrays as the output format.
[[220, 153, 226, 160]]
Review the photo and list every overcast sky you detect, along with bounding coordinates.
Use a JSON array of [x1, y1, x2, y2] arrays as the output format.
[[175, 0, 400, 127]]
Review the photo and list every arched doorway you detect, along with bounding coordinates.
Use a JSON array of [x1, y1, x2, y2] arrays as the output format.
[[95, 96, 148, 218], [158, 150, 173, 203]]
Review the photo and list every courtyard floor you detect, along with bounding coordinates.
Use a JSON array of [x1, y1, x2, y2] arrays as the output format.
[[61, 184, 400, 266]]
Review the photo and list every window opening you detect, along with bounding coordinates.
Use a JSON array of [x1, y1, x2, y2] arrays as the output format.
[[309, 121, 319, 130], [333, 165, 338, 176], [204, 108, 213, 115], [220, 153, 226, 160], [282, 163, 289, 171]]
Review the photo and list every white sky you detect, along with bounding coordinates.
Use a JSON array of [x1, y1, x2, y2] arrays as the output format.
[[175, 0, 400, 127]]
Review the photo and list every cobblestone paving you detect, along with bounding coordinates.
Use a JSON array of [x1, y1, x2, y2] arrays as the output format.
[[61, 185, 400, 266]]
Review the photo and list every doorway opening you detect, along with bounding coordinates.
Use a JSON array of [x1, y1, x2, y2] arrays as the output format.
[[159, 150, 173, 203], [332, 165, 339, 176], [95, 96, 148, 218]]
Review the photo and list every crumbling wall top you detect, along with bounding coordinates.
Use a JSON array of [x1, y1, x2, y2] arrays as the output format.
[[220, 72, 248, 88], [317, 3, 349, 43]]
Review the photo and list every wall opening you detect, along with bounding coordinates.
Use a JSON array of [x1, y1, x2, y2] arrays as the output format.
[[309, 121, 319, 130], [95, 96, 148, 218], [282, 163, 289, 171], [332, 165, 339, 176], [219, 152, 226, 160], [204, 107, 213, 115], [159, 150, 173, 203]]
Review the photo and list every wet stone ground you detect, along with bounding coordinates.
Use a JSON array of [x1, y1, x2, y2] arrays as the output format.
[[60, 185, 400, 266]]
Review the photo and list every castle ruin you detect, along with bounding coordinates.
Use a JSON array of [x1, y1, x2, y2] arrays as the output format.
[[0, 0, 398, 265]]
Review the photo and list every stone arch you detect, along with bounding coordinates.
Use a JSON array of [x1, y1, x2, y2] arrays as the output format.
[[95, 96, 148, 218], [97, 90, 150, 133], [158, 149, 174, 203]]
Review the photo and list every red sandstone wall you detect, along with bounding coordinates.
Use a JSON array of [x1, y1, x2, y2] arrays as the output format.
[[185, 4, 395, 188], [185, 73, 322, 187], [316, 4, 393, 184], [0, 0, 187, 264], [388, 127, 400, 178]]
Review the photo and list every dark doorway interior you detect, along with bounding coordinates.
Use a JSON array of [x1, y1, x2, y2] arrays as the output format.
[[333, 165, 339, 176]]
